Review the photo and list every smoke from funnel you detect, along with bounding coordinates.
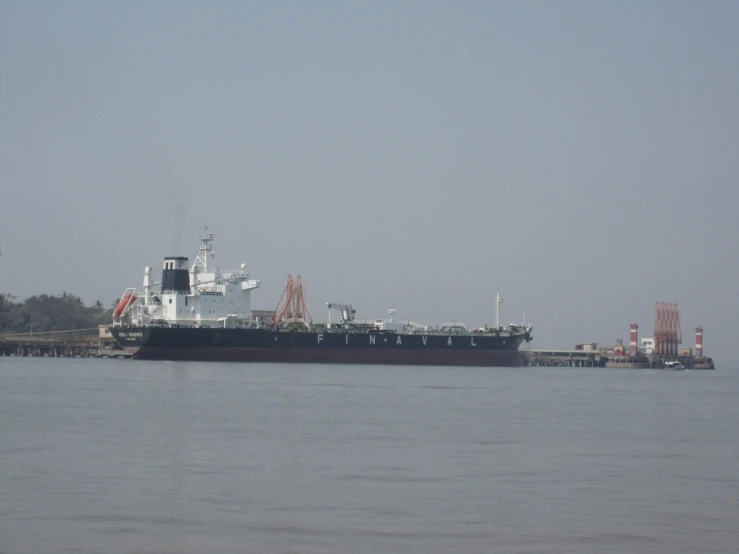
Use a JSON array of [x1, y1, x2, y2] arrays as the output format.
[[116, 104, 188, 254], [146, 148, 187, 254]]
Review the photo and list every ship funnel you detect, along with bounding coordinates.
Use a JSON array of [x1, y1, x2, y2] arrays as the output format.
[[162, 257, 190, 293]]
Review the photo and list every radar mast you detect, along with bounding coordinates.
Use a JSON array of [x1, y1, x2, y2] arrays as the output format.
[[192, 226, 216, 274]]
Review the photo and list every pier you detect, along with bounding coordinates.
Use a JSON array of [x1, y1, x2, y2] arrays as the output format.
[[0, 330, 130, 359], [526, 349, 713, 369]]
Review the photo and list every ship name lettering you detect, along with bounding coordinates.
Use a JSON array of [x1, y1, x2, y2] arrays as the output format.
[[317, 333, 324, 344], [422, 336, 427, 346], [369, 335, 376, 345], [471, 337, 476, 346], [396, 336, 402, 345], [447, 337, 453, 346]]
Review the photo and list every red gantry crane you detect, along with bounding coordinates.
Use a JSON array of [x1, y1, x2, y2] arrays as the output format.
[[653, 302, 682, 356]]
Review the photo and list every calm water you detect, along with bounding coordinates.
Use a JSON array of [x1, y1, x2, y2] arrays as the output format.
[[1, 358, 737, 554]]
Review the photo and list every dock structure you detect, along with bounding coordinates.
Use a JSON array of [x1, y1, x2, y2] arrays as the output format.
[[0, 332, 130, 359], [527, 348, 605, 367]]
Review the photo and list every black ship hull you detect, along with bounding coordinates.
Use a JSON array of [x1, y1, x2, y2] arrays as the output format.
[[110, 326, 531, 367]]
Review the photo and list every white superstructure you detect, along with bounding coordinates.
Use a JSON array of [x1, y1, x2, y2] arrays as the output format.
[[115, 228, 260, 328], [640, 337, 655, 354]]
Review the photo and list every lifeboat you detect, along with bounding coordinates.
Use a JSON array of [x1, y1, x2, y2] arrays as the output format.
[[113, 291, 138, 317]]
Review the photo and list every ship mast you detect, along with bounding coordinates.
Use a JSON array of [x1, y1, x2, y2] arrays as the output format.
[[192, 226, 216, 274], [493, 292, 504, 329]]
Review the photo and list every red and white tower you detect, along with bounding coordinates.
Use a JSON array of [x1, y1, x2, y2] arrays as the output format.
[[695, 327, 703, 358], [629, 323, 638, 356]]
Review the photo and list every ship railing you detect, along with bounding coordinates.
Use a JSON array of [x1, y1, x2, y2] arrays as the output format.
[[219, 268, 249, 279]]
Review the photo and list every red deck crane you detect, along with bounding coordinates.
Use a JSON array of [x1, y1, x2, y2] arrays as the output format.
[[271, 275, 313, 327]]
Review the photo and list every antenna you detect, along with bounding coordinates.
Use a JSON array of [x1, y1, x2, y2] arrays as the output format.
[[493, 293, 504, 329]]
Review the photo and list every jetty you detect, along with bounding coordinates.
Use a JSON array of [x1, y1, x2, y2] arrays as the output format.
[[0, 327, 130, 358]]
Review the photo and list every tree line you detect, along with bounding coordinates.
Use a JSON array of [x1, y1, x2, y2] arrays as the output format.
[[0, 293, 116, 334]]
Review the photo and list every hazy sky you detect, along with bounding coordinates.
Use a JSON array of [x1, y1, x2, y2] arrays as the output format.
[[1, 1, 738, 363]]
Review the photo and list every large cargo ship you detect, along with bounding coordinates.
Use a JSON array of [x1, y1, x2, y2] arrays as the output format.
[[109, 229, 533, 367]]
